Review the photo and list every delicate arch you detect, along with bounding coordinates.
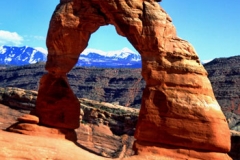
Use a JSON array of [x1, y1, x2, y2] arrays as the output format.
[[35, 0, 230, 158]]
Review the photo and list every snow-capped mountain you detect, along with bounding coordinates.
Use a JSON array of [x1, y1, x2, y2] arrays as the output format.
[[0, 46, 142, 68], [201, 59, 214, 64], [0, 46, 47, 66], [78, 47, 142, 68]]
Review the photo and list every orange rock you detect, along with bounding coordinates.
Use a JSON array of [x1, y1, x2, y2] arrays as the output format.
[[33, 0, 231, 159], [17, 114, 39, 124], [0, 130, 107, 160], [132, 141, 232, 160], [7, 122, 77, 141], [35, 73, 80, 129]]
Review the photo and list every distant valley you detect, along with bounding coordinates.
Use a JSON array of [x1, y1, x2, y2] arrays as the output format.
[[0, 63, 144, 108], [0, 45, 240, 129]]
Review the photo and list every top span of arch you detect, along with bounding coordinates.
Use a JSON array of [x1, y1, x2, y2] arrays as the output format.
[[45, 0, 199, 75]]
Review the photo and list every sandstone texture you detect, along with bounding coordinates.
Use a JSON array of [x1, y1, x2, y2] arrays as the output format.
[[0, 87, 239, 159], [0, 130, 108, 160], [17, 114, 39, 124], [7, 114, 78, 142], [35, 0, 232, 159], [1, 130, 229, 160], [1, 0, 232, 159], [0, 87, 138, 158], [204, 56, 240, 131], [35, 73, 80, 129]]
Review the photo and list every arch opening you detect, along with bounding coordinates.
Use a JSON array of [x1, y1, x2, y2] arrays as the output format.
[[75, 25, 142, 69], [68, 25, 145, 108]]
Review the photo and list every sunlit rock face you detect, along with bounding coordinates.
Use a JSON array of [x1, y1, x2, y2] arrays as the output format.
[[35, 0, 231, 159]]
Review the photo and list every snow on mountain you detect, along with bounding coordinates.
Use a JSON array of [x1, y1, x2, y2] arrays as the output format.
[[0, 46, 47, 66], [0, 46, 141, 68], [0, 46, 7, 54], [78, 47, 142, 68], [201, 59, 213, 64], [81, 47, 139, 59], [81, 48, 106, 56], [106, 47, 138, 58], [34, 47, 48, 55]]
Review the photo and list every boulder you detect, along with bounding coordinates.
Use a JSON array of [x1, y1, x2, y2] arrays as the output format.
[[7, 114, 77, 142], [7, 122, 77, 142], [17, 114, 39, 124]]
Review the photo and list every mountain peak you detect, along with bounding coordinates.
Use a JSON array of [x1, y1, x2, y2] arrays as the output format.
[[120, 47, 135, 53], [81, 47, 138, 57], [34, 47, 48, 55], [0, 45, 47, 65], [0, 46, 141, 68]]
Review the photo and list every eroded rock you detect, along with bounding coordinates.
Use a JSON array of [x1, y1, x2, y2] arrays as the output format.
[[23, 0, 233, 159], [35, 73, 80, 129], [1, 87, 138, 158], [17, 114, 39, 124], [1, 87, 239, 159], [6, 114, 77, 141]]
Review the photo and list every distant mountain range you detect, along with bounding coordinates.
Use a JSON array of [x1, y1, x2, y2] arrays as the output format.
[[77, 48, 141, 68], [0, 55, 240, 119], [0, 46, 142, 68], [0, 46, 47, 66]]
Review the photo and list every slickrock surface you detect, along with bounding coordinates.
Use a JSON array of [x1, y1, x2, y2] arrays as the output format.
[[7, 114, 78, 142], [0, 130, 233, 160], [0, 87, 238, 159], [0, 130, 107, 160], [0, 104, 26, 129], [0, 87, 138, 158], [35, 0, 231, 159]]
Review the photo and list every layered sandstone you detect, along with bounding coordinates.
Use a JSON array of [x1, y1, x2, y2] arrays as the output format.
[[35, 73, 80, 129], [0, 87, 238, 159], [30, 0, 232, 159], [0, 87, 138, 158], [6, 114, 78, 141], [0, 130, 108, 160]]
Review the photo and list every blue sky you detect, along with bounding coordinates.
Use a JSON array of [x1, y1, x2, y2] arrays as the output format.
[[0, 1, 239, 61]]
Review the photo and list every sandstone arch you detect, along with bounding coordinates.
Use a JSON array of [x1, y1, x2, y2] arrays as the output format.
[[35, 0, 231, 159]]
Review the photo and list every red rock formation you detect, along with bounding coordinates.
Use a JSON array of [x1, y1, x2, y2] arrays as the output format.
[[230, 130, 240, 160], [33, 0, 231, 159], [0, 130, 108, 160], [0, 88, 235, 159], [7, 114, 77, 141], [35, 73, 80, 129]]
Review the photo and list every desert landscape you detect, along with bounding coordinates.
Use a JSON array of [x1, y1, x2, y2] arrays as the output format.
[[0, 0, 240, 160]]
